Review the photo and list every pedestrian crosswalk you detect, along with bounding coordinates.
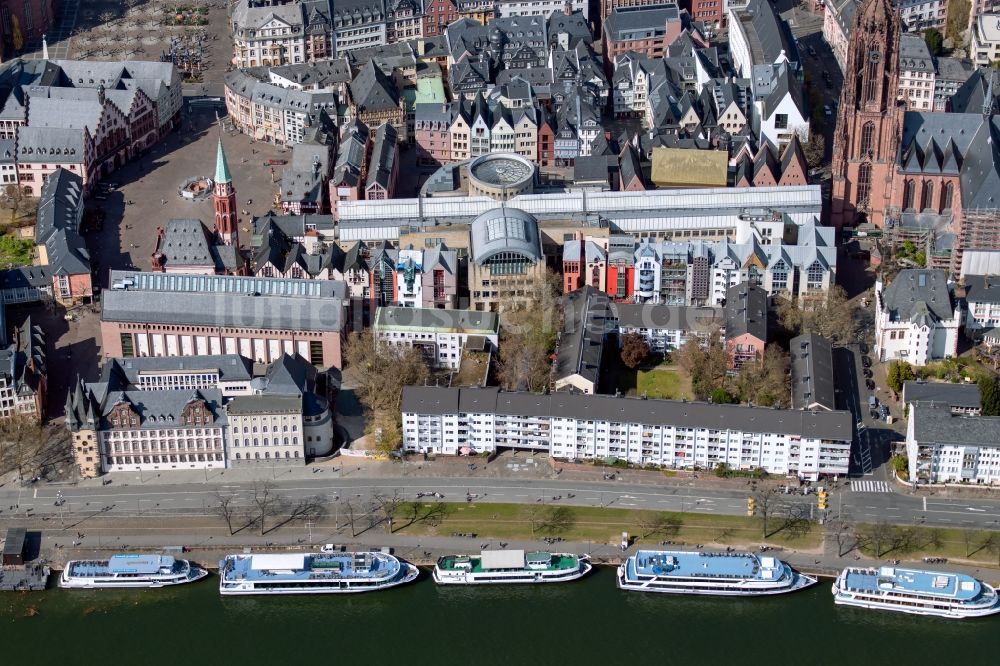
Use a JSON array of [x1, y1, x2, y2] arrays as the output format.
[[850, 479, 893, 493]]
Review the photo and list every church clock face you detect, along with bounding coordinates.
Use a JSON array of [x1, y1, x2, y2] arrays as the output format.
[[869, 50, 881, 63]]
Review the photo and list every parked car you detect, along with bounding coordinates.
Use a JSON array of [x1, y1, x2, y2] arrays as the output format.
[[859, 342, 868, 354], [868, 395, 878, 409], [866, 379, 876, 391], [861, 356, 872, 368], [264, 159, 288, 166], [879, 405, 890, 421]]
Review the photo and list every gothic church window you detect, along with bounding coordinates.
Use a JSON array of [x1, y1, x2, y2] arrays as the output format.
[[859, 122, 875, 156], [857, 163, 872, 207]]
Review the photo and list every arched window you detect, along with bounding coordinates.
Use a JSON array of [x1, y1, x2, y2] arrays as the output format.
[[903, 180, 916, 210], [942, 182, 954, 210], [922, 181, 934, 211], [857, 163, 872, 207], [859, 121, 875, 156]]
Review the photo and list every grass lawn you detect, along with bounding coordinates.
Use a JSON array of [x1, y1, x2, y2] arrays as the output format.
[[854, 523, 1000, 566], [391, 502, 820, 550], [618, 363, 692, 400], [0, 232, 33, 266]]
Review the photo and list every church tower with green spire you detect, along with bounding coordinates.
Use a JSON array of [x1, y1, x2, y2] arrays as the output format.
[[213, 138, 238, 246]]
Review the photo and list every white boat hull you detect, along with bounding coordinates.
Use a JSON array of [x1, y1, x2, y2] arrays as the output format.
[[832, 580, 1000, 619], [832, 596, 1000, 618], [59, 567, 209, 590], [616, 564, 817, 597], [433, 561, 592, 585], [219, 563, 419, 596]]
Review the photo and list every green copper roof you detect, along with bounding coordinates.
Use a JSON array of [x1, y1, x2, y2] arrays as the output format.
[[214, 138, 232, 184]]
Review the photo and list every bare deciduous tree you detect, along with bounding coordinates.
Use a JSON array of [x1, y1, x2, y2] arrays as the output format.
[[752, 487, 784, 539], [0, 413, 44, 479], [636, 513, 682, 540], [857, 522, 896, 558], [372, 489, 405, 533], [212, 491, 239, 535], [250, 480, 282, 536]]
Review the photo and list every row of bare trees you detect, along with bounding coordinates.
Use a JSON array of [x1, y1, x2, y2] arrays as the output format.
[[213, 482, 326, 536], [212, 485, 450, 538]]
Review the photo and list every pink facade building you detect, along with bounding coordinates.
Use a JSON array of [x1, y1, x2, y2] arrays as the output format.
[[100, 271, 347, 369]]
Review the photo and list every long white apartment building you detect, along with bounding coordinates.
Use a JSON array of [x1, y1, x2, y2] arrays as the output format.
[[374, 306, 499, 370], [402, 387, 852, 480], [907, 405, 1000, 486]]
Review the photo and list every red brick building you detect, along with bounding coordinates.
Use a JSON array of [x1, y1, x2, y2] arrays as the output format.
[[830, 0, 903, 228], [423, 0, 458, 38]]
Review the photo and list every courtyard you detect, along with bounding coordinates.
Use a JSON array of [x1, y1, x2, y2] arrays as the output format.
[[616, 362, 693, 401]]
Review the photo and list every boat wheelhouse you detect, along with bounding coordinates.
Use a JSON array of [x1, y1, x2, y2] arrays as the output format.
[[218, 551, 418, 595], [832, 566, 1000, 618], [433, 549, 591, 585], [616, 549, 816, 596], [59, 554, 207, 589]]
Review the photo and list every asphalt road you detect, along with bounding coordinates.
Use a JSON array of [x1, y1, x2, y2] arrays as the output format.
[[3, 476, 1000, 532]]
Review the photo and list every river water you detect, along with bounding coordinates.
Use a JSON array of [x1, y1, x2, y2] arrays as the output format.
[[1, 567, 998, 665]]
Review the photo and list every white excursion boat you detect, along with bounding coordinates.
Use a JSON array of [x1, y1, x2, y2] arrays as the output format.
[[616, 549, 816, 596], [59, 554, 208, 589], [832, 566, 1000, 618], [218, 551, 418, 596], [433, 549, 591, 585]]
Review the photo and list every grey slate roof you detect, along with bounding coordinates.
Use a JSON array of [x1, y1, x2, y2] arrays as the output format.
[[880, 269, 954, 324], [614, 303, 724, 333], [15, 126, 84, 162], [99, 354, 254, 386], [156, 219, 220, 268], [35, 167, 82, 244], [268, 59, 352, 87], [250, 212, 336, 242], [375, 306, 499, 334], [350, 60, 399, 113], [604, 3, 681, 41], [950, 67, 1000, 114], [903, 381, 981, 410], [734, 0, 798, 68], [402, 386, 853, 440], [790, 333, 835, 411], [724, 281, 768, 342], [0, 266, 51, 291], [281, 169, 326, 205], [898, 33, 934, 73], [96, 388, 227, 429], [963, 274, 1000, 305], [366, 123, 398, 191], [555, 286, 611, 388], [35, 168, 89, 276], [911, 406, 1000, 447], [226, 395, 302, 414], [101, 289, 344, 332]]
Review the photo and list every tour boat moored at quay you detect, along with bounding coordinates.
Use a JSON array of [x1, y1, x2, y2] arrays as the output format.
[[616, 549, 816, 596], [832, 566, 1000, 618], [218, 551, 418, 595], [433, 549, 591, 585], [59, 554, 208, 589]]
